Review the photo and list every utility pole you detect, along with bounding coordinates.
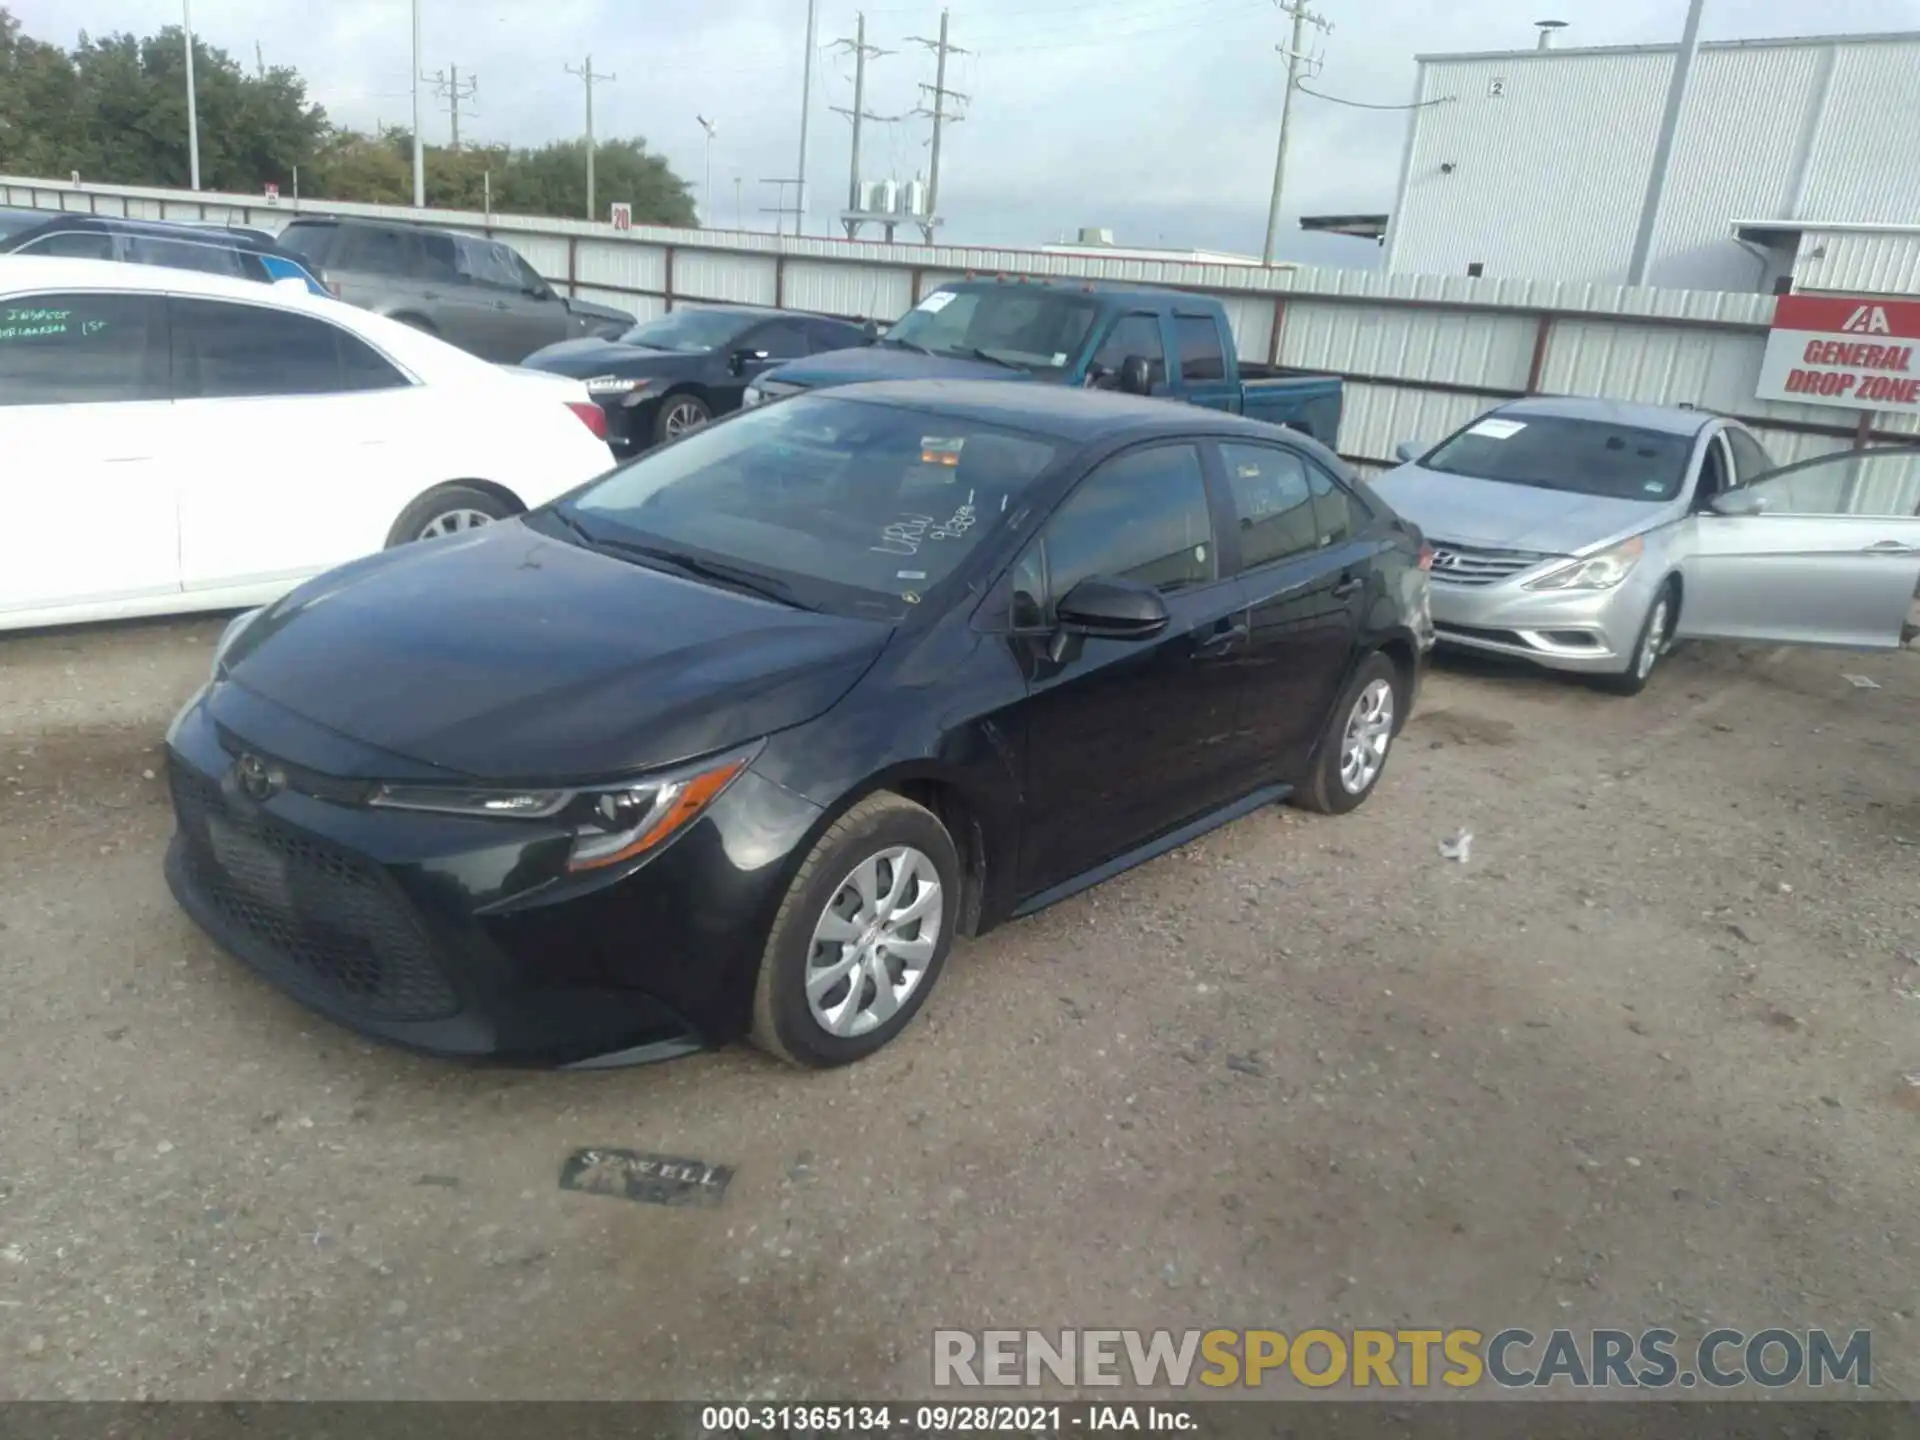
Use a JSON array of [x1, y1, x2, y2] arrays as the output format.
[[565, 56, 616, 220], [908, 10, 969, 244], [182, 0, 201, 191], [1262, 0, 1332, 266], [795, 0, 820, 235], [1626, 0, 1706, 285], [425, 65, 479, 149], [832, 14, 896, 239], [697, 116, 718, 226], [255, 41, 265, 78], [734, 176, 745, 229], [410, 0, 424, 207]]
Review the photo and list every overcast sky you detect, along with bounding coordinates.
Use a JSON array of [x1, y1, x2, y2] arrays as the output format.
[[11, 0, 1920, 264]]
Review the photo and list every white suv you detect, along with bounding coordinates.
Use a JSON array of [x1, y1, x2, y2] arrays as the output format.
[[0, 256, 617, 632]]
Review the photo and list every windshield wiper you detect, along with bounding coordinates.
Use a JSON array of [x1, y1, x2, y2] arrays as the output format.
[[954, 346, 1027, 372], [878, 336, 935, 356], [542, 507, 601, 545], [593, 539, 809, 609]]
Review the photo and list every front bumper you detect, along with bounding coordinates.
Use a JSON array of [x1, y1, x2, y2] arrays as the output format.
[[162, 685, 822, 1066], [588, 389, 664, 452], [1427, 574, 1647, 675]]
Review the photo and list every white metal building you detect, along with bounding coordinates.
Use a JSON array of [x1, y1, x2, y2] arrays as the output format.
[[1382, 29, 1920, 292]]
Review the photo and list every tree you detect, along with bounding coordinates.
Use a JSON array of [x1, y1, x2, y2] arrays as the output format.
[[0, 5, 698, 227]]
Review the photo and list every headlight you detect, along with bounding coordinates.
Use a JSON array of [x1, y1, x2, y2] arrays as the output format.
[[211, 607, 264, 679], [367, 742, 761, 873], [585, 375, 649, 396], [1524, 535, 1644, 592]]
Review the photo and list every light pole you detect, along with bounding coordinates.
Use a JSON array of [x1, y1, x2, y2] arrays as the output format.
[[697, 115, 717, 227], [411, 0, 425, 207], [183, 0, 201, 190]]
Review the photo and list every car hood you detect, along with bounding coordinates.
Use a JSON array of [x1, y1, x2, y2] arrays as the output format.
[[566, 297, 637, 325], [520, 338, 692, 378], [221, 521, 892, 784], [763, 344, 1037, 390], [1366, 464, 1662, 554]]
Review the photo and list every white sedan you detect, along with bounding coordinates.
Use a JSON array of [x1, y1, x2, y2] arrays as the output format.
[[0, 257, 620, 632]]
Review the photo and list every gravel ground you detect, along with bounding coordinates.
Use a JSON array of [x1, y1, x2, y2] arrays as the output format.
[[0, 617, 1915, 1401]]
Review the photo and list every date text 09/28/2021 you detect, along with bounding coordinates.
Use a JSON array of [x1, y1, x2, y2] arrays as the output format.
[[701, 1405, 1195, 1433]]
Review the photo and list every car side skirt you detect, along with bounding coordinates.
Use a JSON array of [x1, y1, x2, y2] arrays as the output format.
[[1010, 782, 1291, 920]]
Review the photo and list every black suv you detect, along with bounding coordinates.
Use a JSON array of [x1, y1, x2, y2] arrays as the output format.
[[277, 217, 635, 363], [0, 213, 327, 293]]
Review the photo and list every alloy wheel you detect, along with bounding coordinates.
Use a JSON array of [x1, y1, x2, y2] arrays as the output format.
[[1339, 677, 1396, 795], [416, 508, 495, 540], [1636, 597, 1670, 681], [804, 846, 944, 1038], [662, 401, 706, 439]]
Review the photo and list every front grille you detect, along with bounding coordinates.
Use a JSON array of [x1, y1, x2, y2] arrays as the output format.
[[170, 763, 460, 1023], [1425, 538, 1553, 587]]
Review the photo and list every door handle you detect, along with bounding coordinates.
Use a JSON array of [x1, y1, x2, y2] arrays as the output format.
[[1864, 539, 1917, 553], [1330, 575, 1364, 598], [1192, 622, 1249, 657]]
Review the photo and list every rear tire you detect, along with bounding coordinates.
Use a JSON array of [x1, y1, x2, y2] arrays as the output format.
[[1291, 651, 1403, 816], [1593, 579, 1676, 696], [386, 484, 518, 548], [751, 792, 959, 1069]]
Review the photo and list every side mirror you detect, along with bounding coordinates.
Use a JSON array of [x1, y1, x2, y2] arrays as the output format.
[[1394, 440, 1424, 464], [1711, 489, 1768, 517], [1056, 576, 1169, 640], [861, 319, 881, 342], [729, 348, 771, 375], [1117, 355, 1154, 396]]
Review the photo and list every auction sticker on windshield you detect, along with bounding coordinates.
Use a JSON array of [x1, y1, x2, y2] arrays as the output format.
[[1466, 418, 1528, 440], [915, 291, 957, 313]]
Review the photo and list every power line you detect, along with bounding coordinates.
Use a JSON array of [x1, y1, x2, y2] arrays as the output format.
[[1295, 82, 1453, 110], [831, 13, 907, 239]]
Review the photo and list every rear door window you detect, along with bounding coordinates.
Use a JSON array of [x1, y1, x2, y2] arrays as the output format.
[[1219, 442, 1318, 567], [1307, 462, 1369, 547], [169, 297, 406, 398], [1174, 314, 1227, 382], [0, 292, 164, 406], [123, 235, 250, 278]]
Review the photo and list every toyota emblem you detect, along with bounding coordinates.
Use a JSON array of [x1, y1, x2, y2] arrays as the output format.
[[235, 753, 281, 802]]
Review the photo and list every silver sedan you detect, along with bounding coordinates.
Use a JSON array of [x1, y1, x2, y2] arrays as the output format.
[[1370, 396, 1920, 694]]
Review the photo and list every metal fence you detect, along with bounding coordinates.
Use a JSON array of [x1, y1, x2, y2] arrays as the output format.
[[6, 173, 1914, 473]]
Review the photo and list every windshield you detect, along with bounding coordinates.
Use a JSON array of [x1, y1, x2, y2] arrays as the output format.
[[1421, 414, 1698, 501], [618, 308, 752, 352], [884, 288, 1099, 374], [556, 395, 1062, 619]]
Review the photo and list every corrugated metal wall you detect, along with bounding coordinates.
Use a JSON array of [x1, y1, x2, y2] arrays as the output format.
[[1386, 34, 1920, 291], [1795, 229, 1920, 301], [4, 173, 1906, 471]]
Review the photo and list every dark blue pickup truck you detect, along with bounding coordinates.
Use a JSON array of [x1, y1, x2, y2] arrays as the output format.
[[741, 278, 1344, 446]]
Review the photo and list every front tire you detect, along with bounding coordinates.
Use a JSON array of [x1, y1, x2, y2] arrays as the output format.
[[1593, 579, 1676, 696], [386, 483, 518, 547], [653, 393, 711, 445], [1292, 651, 1403, 815], [751, 792, 959, 1069]]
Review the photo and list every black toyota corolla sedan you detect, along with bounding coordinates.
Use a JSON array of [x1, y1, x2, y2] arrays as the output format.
[[163, 380, 1434, 1069]]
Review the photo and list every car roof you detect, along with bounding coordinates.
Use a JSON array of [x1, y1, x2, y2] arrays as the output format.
[[4, 213, 286, 252], [0, 254, 326, 306], [822, 378, 1285, 442], [933, 277, 1218, 310], [1491, 394, 1715, 436]]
